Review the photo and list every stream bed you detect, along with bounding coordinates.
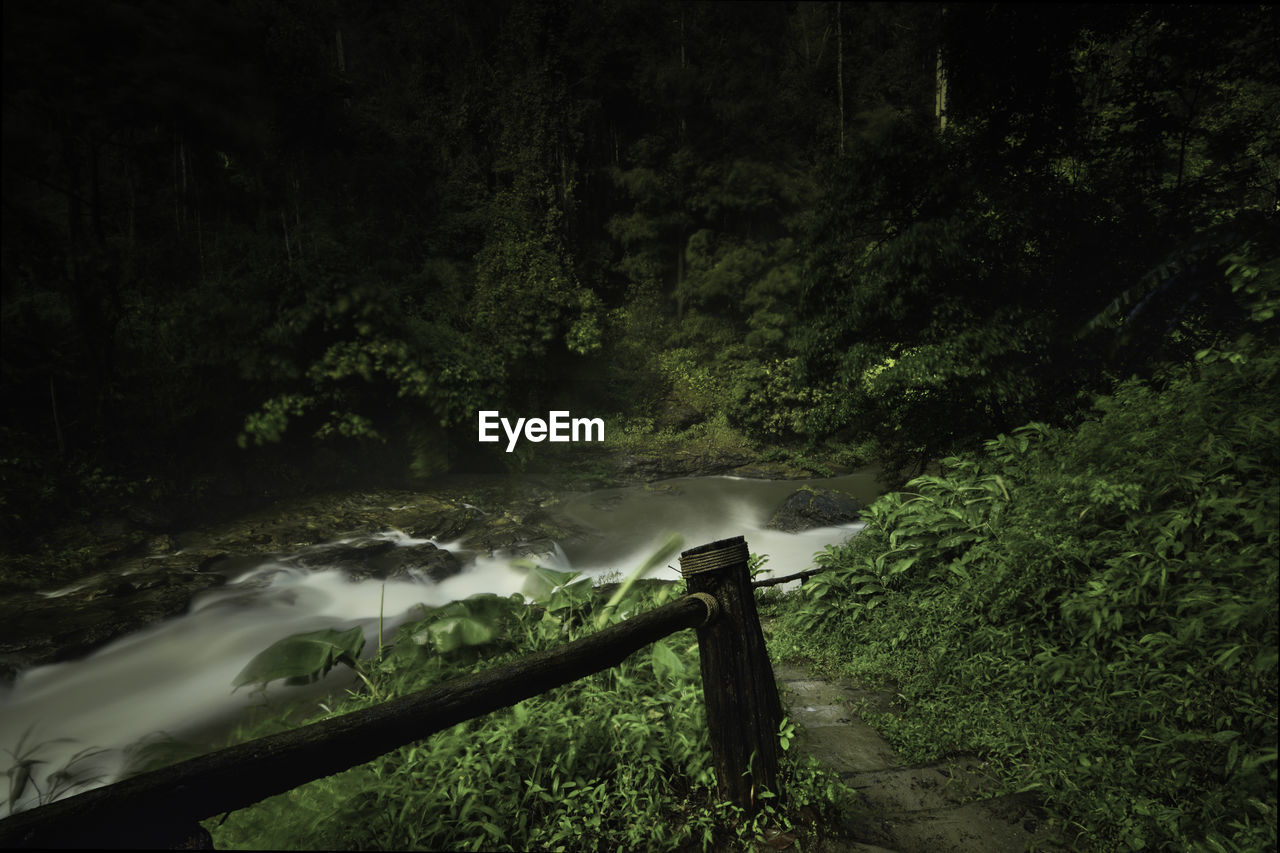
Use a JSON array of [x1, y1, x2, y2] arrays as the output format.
[[0, 469, 878, 814]]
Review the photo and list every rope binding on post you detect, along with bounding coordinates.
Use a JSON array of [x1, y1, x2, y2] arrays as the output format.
[[685, 592, 719, 626], [678, 539, 749, 577]]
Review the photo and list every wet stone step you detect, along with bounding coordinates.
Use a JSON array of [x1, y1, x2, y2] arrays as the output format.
[[838, 756, 1006, 813], [774, 664, 904, 775], [851, 793, 1052, 853]]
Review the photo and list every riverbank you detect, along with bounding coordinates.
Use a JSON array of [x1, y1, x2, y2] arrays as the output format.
[[0, 418, 871, 680], [1, 416, 865, 593]]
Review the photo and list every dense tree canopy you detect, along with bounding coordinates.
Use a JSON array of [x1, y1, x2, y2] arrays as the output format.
[[2, 1, 1276, 529]]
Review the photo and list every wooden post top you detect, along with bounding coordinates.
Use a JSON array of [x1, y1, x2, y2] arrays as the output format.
[[679, 536, 748, 577]]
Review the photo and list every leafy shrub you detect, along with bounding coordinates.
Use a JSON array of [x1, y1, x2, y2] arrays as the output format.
[[208, 569, 851, 850], [777, 340, 1279, 851]]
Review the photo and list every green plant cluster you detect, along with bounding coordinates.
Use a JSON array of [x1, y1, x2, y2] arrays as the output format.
[[774, 338, 1279, 851], [208, 569, 852, 851]]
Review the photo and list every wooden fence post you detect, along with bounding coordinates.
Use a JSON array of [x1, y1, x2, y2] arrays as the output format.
[[680, 535, 783, 811]]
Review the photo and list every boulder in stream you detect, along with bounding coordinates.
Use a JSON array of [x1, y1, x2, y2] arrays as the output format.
[[767, 487, 862, 533], [346, 542, 464, 583], [297, 538, 397, 569]]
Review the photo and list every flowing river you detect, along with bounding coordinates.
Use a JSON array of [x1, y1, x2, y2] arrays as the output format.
[[0, 470, 878, 814]]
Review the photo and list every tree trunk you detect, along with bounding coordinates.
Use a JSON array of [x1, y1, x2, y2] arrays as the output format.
[[50, 377, 65, 458], [282, 209, 292, 265], [935, 48, 948, 133], [836, 2, 845, 155], [679, 5, 687, 140]]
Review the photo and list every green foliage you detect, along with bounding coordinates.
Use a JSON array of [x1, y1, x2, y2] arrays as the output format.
[[728, 355, 838, 441], [796, 114, 1084, 476], [237, 271, 506, 453], [792, 7, 1279, 473], [600, 412, 754, 466], [238, 394, 314, 448], [776, 338, 1279, 850], [417, 599, 507, 655], [209, 570, 851, 851], [1065, 7, 1280, 229], [232, 627, 366, 690], [679, 232, 803, 346], [473, 194, 602, 366], [655, 346, 729, 418], [1221, 241, 1280, 327]]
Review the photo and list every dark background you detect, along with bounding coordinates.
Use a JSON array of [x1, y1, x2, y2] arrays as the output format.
[[3, 0, 1276, 542]]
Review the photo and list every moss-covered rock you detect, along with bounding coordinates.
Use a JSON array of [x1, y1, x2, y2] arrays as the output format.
[[767, 487, 863, 532]]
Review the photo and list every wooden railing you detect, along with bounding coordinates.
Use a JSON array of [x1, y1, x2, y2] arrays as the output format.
[[0, 536, 783, 849]]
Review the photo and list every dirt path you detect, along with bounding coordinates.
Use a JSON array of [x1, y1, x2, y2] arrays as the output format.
[[772, 662, 1066, 852]]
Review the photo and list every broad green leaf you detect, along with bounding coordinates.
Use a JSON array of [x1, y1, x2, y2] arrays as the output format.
[[547, 580, 592, 613], [887, 556, 918, 576], [427, 616, 496, 652], [461, 592, 523, 624], [650, 639, 685, 680], [521, 566, 585, 602], [233, 626, 365, 689]]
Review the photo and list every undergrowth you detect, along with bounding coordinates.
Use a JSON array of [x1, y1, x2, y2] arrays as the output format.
[[772, 332, 1279, 851], [206, 572, 853, 850]]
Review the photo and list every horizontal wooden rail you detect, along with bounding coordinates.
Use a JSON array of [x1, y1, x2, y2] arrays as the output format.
[[751, 567, 828, 589], [0, 594, 716, 849]]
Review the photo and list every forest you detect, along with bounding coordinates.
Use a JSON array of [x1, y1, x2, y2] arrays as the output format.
[[2, 0, 1277, 519], [2, 1, 1277, 850]]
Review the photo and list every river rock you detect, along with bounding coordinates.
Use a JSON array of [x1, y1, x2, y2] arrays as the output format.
[[397, 505, 487, 541], [346, 542, 464, 583], [767, 487, 862, 533], [147, 534, 177, 555], [297, 538, 397, 569], [457, 504, 577, 562], [0, 555, 229, 683], [462, 522, 560, 561]]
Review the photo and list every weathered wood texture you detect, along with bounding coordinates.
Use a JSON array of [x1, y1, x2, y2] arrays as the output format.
[[0, 594, 714, 849], [681, 536, 784, 810]]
